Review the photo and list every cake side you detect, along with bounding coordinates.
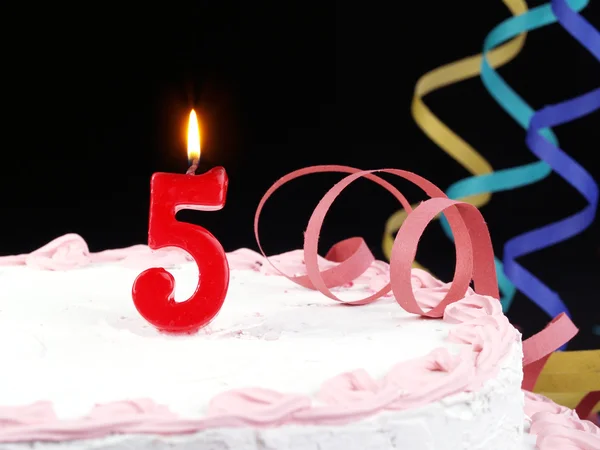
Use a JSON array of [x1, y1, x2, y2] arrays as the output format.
[[0, 239, 524, 449]]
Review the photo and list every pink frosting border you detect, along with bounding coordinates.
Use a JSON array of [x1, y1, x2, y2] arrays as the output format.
[[0, 235, 523, 443], [525, 392, 600, 449]]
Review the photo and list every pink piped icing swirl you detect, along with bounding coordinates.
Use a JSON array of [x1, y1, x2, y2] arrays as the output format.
[[208, 389, 312, 427], [525, 392, 600, 449], [0, 234, 193, 270], [411, 268, 476, 311], [85, 399, 177, 421], [0, 402, 57, 427], [310, 347, 474, 421]]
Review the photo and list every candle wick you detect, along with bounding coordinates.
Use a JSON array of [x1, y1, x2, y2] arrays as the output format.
[[186, 159, 199, 175]]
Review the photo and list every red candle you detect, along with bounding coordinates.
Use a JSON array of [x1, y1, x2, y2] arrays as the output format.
[[132, 110, 230, 333]]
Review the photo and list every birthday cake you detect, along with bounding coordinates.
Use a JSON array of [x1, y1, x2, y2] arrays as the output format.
[[0, 167, 598, 450], [0, 234, 525, 449]]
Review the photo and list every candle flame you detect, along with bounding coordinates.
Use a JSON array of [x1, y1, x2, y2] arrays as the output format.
[[187, 109, 200, 162]]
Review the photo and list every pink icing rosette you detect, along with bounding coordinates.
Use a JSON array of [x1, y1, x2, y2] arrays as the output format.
[[525, 392, 600, 449], [443, 293, 502, 324], [0, 234, 95, 270], [86, 399, 178, 420], [0, 234, 192, 271], [0, 402, 57, 427]]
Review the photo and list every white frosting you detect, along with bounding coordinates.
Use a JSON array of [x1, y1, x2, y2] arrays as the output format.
[[0, 261, 524, 449]]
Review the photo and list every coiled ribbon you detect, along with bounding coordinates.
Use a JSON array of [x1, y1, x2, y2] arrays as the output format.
[[524, 0, 600, 415], [255, 165, 499, 310], [552, 0, 600, 346], [442, 0, 590, 316], [382, 0, 528, 280]]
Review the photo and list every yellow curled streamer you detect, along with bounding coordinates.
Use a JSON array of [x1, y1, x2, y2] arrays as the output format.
[[382, 0, 528, 266], [535, 350, 600, 414]]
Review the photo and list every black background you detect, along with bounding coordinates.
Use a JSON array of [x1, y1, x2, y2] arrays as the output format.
[[2, 1, 599, 349]]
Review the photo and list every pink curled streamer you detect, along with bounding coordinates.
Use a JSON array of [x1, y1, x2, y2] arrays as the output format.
[[254, 165, 498, 316], [253, 165, 409, 304]]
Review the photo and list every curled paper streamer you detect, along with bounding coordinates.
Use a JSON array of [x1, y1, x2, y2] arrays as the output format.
[[254, 165, 499, 310], [521, 0, 600, 414], [255, 165, 583, 408], [504, 0, 599, 323], [521, 313, 578, 392], [440, 0, 590, 316], [576, 392, 600, 419], [383, 0, 528, 282], [517, 314, 600, 416], [505, 89, 600, 316]]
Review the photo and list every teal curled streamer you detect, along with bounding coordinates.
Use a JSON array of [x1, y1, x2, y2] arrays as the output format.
[[438, 0, 589, 313]]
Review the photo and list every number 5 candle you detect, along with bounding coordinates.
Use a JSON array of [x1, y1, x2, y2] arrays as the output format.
[[132, 110, 230, 333]]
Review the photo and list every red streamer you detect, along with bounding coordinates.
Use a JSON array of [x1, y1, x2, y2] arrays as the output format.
[[521, 313, 578, 391], [576, 391, 600, 420]]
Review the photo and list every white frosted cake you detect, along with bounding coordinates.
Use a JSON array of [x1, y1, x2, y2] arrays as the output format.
[[1, 233, 599, 449], [0, 234, 531, 449]]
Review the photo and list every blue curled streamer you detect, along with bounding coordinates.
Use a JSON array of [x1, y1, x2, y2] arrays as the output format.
[[505, 0, 600, 331], [512, 86, 600, 317], [438, 0, 589, 316]]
